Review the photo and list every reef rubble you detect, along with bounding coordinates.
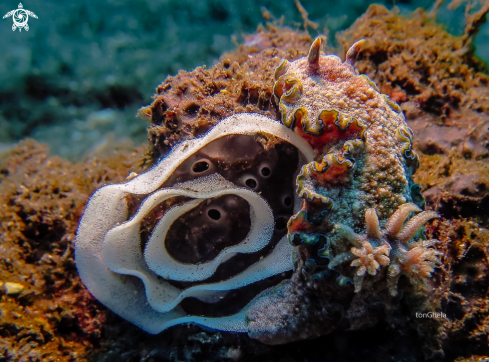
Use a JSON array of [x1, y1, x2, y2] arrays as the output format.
[[1, 4, 489, 362]]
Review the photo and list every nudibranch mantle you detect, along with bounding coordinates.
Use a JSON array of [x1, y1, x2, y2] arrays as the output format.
[[273, 37, 440, 295]]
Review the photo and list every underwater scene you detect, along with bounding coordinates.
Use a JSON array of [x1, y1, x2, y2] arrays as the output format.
[[1, 0, 489, 361]]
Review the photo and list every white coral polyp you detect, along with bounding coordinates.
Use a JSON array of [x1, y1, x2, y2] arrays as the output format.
[[75, 113, 314, 334]]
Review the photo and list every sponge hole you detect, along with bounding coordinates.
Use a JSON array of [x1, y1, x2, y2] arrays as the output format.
[[192, 159, 210, 173], [184, 103, 200, 116], [275, 216, 288, 230], [260, 166, 271, 177], [283, 195, 293, 207], [207, 209, 221, 220], [245, 177, 258, 189]]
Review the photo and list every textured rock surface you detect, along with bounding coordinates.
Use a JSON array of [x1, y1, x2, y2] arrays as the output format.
[[0, 140, 142, 361]]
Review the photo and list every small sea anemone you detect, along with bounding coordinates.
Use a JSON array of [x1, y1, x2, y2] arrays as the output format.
[[350, 239, 391, 291], [388, 239, 443, 290], [331, 203, 441, 295]]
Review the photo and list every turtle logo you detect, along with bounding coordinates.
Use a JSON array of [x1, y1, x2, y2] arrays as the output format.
[[3, 3, 37, 32]]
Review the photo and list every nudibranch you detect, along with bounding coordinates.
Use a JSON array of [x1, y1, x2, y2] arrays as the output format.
[[75, 37, 442, 343], [272, 37, 441, 295]]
